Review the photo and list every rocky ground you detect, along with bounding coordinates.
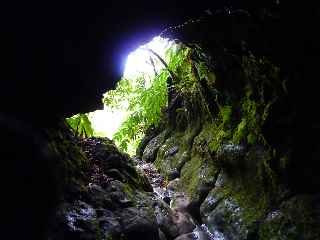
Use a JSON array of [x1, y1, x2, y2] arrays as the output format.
[[47, 136, 211, 240], [46, 129, 320, 240]]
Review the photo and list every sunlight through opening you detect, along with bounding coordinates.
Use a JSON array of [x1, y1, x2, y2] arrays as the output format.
[[89, 36, 173, 143]]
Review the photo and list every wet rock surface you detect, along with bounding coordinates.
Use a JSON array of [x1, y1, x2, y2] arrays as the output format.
[[47, 136, 210, 240], [135, 156, 201, 240], [143, 130, 170, 163], [47, 23, 319, 239], [138, 8, 320, 238], [48, 137, 160, 240]]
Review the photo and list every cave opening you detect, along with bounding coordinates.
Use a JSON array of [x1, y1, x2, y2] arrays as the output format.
[[4, 3, 320, 240], [66, 36, 177, 155]]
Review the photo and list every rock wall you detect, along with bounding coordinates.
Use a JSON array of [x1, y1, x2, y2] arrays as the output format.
[[2, 3, 320, 240], [140, 9, 320, 239], [0, 117, 161, 240], [44, 123, 203, 240], [45, 126, 161, 240]]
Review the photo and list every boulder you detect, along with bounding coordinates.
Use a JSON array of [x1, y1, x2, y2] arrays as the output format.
[[143, 130, 169, 163]]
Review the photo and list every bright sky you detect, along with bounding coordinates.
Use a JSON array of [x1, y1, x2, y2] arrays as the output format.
[[89, 36, 172, 139], [88, 106, 128, 139], [123, 36, 172, 79]]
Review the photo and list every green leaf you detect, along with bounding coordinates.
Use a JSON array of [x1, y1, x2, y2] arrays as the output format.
[[66, 113, 94, 138]]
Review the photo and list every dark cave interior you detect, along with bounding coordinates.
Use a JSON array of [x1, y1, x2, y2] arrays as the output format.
[[1, 1, 320, 239]]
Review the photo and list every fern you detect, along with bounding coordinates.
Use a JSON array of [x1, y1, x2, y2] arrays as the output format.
[[102, 42, 213, 153], [66, 113, 94, 138], [110, 70, 168, 151], [103, 43, 196, 152]]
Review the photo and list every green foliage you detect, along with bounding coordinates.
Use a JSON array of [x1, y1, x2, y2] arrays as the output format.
[[103, 42, 206, 153], [206, 53, 281, 153], [166, 45, 195, 92], [214, 54, 280, 147], [66, 113, 94, 138], [247, 133, 257, 145], [220, 105, 232, 125], [207, 105, 233, 152], [103, 77, 134, 108], [233, 118, 247, 144], [232, 88, 271, 145], [116, 71, 168, 152], [240, 55, 280, 132], [104, 64, 169, 152]]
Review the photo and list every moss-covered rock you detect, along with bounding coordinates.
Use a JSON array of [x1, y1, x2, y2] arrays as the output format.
[[205, 197, 257, 240], [142, 130, 170, 163], [179, 154, 218, 204], [149, 25, 320, 239], [198, 143, 278, 238], [154, 132, 187, 180], [45, 120, 89, 200], [47, 131, 161, 240], [200, 170, 267, 239], [84, 137, 153, 192], [259, 195, 320, 240]]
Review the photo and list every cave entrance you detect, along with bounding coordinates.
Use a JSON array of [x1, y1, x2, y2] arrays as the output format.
[[66, 36, 177, 155]]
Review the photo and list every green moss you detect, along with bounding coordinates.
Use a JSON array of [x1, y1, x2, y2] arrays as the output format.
[[203, 120, 232, 153], [203, 54, 280, 150], [156, 46, 285, 235], [180, 156, 203, 197], [154, 122, 200, 179], [45, 124, 89, 199], [259, 195, 320, 240], [219, 177, 269, 230], [246, 133, 257, 145], [122, 182, 135, 200], [214, 146, 280, 228], [180, 125, 219, 200], [232, 118, 247, 144], [231, 95, 269, 146], [220, 105, 232, 125], [154, 134, 180, 176]]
